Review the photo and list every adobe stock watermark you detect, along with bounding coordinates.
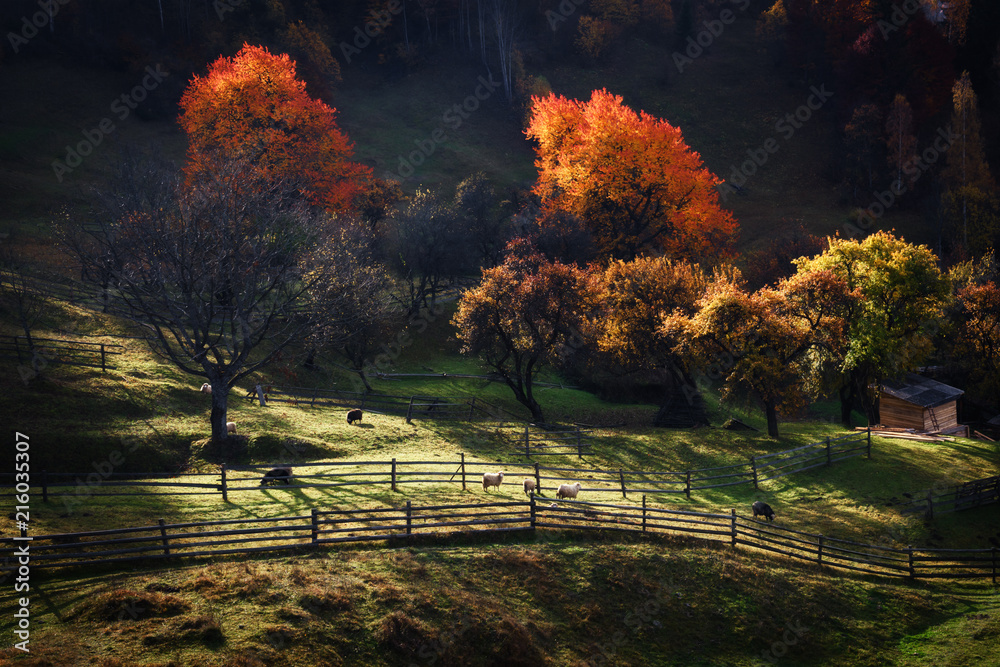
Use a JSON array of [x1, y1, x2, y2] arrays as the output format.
[[6, 0, 73, 55], [877, 0, 923, 40], [385, 74, 501, 181], [545, 0, 589, 31], [51, 65, 169, 183], [844, 125, 957, 238], [339, 0, 404, 64], [672, 0, 751, 73], [213, 0, 246, 20], [721, 85, 834, 201]]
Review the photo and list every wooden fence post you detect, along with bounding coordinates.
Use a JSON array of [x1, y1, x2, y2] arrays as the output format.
[[619, 469, 627, 499], [530, 494, 536, 530], [41, 470, 47, 503], [525, 426, 530, 458], [157, 518, 170, 557], [826, 437, 831, 466], [925, 491, 934, 520], [685, 471, 691, 499], [406, 500, 412, 537], [818, 535, 824, 568], [220, 464, 228, 503], [406, 397, 414, 423], [867, 427, 872, 459], [460, 453, 466, 491], [100, 344, 107, 372], [311, 508, 319, 546], [908, 545, 915, 580], [730, 509, 737, 547], [750, 457, 758, 490], [391, 459, 397, 492], [534, 462, 541, 496], [576, 428, 583, 459], [642, 495, 647, 533]]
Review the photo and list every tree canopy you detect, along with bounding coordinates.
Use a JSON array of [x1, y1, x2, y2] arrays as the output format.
[[178, 43, 370, 213], [526, 89, 738, 262]]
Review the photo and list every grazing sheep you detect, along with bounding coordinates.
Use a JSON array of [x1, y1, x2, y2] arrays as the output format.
[[523, 478, 536, 496], [556, 482, 582, 499], [752, 500, 776, 522], [226, 421, 237, 434], [347, 409, 363, 425], [260, 467, 292, 486], [200, 383, 212, 394], [482, 471, 505, 492]]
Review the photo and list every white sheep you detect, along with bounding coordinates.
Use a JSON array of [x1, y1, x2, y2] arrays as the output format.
[[200, 383, 212, 394], [482, 471, 504, 492], [522, 478, 536, 496], [556, 482, 582, 499], [226, 421, 237, 434]]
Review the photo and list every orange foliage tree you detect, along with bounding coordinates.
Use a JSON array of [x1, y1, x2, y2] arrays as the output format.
[[526, 89, 737, 262], [664, 269, 855, 437], [452, 238, 597, 423], [178, 43, 370, 213]]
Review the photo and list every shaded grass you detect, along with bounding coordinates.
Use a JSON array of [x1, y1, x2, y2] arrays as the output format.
[[2, 535, 998, 666]]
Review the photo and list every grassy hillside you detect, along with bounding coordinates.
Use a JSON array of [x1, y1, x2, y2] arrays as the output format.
[[0, 20, 992, 667]]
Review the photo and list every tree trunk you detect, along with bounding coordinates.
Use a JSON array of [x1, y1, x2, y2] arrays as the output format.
[[209, 383, 230, 444], [839, 384, 854, 428], [765, 400, 779, 438]]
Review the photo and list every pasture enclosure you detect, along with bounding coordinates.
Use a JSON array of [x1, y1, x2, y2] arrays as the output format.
[[2, 496, 996, 582], [2, 430, 873, 503]]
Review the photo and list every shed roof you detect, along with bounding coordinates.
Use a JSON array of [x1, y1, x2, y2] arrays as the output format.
[[881, 374, 964, 409]]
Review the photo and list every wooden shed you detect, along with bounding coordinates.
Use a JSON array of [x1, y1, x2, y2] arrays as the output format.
[[879, 374, 964, 433]]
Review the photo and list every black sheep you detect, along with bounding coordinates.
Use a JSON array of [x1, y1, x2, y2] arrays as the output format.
[[752, 500, 776, 522], [347, 409, 363, 425], [261, 467, 293, 486]]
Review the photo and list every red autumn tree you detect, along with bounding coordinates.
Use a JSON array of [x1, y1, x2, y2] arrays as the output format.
[[526, 89, 738, 262], [178, 43, 370, 213]]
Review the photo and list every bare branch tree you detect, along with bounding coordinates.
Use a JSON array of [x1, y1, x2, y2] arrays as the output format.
[[69, 153, 325, 450]]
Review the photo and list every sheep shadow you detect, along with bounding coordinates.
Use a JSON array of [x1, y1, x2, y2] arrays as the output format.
[[352, 423, 375, 429]]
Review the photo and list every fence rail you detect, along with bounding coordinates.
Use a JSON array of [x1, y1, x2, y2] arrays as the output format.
[[896, 475, 1000, 519], [0, 335, 124, 372], [260, 386, 525, 423], [1, 497, 996, 582], [0, 431, 874, 502]]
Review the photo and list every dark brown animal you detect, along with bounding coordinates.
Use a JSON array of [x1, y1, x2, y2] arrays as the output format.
[[752, 500, 776, 521], [261, 467, 292, 486], [347, 409, 363, 425]]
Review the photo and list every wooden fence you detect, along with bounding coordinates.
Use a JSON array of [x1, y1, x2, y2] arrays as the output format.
[[0, 431, 873, 503], [2, 497, 996, 582], [518, 426, 594, 458], [0, 335, 124, 372], [260, 385, 524, 423], [897, 475, 1000, 519]]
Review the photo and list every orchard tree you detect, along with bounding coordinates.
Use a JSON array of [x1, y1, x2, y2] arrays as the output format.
[[594, 256, 709, 426], [792, 231, 950, 426], [526, 89, 737, 261], [178, 43, 370, 213], [664, 269, 853, 438], [304, 222, 396, 392], [452, 239, 597, 423], [72, 156, 325, 451], [386, 189, 473, 315]]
